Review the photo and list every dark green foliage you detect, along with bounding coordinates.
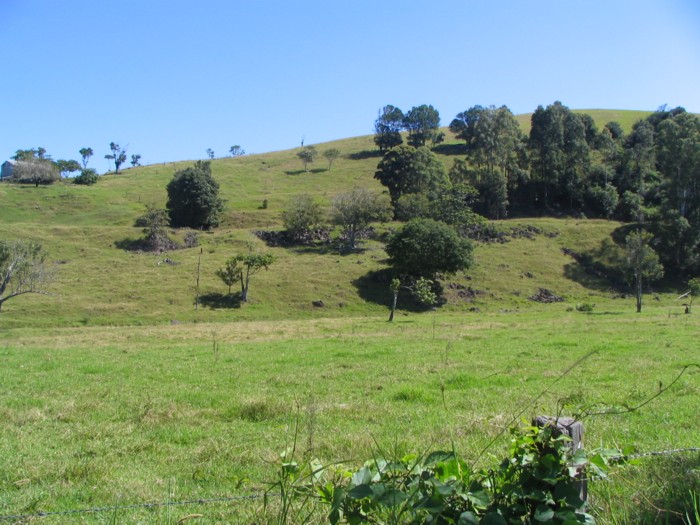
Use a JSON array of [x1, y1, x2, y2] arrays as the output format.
[[130, 154, 141, 167], [386, 218, 473, 278], [73, 168, 98, 185], [528, 101, 591, 209], [105, 142, 127, 174], [79, 147, 93, 168], [166, 161, 224, 229], [403, 104, 440, 147], [586, 184, 619, 219], [374, 105, 404, 152], [305, 425, 611, 524], [374, 145, 449, 208]]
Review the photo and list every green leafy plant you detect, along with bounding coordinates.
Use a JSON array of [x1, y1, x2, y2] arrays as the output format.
[[310, 424, 621, 524]]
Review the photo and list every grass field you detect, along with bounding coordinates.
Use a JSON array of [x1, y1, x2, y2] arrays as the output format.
[[2, 310, 699, 523], [1, 109, 698, 523]]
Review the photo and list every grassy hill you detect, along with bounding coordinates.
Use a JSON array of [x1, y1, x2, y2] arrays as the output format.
[[1, 110, 697, 523], [0, 109, 673, 329]]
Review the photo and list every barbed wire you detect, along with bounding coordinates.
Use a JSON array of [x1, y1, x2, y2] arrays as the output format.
[[1, 447, 698, 521], [0, 492, 266, 522]]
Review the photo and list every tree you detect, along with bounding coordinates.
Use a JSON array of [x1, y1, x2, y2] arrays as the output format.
[[11, 158, 60, 186], [386, 218, 474, 279], [388, 276, 436, 322], [0, 240, 53, 313], [166, 161, 225, 229], [79, 147, 94, 168], [130, 154, 142, 167], [297, 146, 317, 172], [232, 246, 274, 302], [55, 159, 81, 178], [686, 277, 700, 313], [624, 230, 663, 313], [105, 142, 127, 174], [331, 188, 392, 251], [12, 148, 51, 161], [374, 105, 404, 151], [374, 145, 450, 208], [282, 194, 324, 241], [206, 148, 215, 159], [74, 168, 98, 185], [229, 145, 245, 157], [137, 204, 173, 252], [403, 105, 440, 147], [216, 258, 243, 295], [322, 148, 341, 171]]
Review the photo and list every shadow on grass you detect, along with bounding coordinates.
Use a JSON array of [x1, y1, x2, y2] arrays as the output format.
[[198, 292, 242, 309], [353, 268, 435, 313], [431, 143, 467, 156], [347, 150, 383, 160], [114, 237, 147, 251], [284, 168, 326, 175]]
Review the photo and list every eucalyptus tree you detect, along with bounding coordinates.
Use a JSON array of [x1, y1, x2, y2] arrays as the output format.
[[374, 105, 404, 151], [403, 104, 440, 147]]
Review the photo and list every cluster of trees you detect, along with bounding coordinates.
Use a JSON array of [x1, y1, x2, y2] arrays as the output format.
[[7, 142, 141, 186], [373, 102, 700, 279], [374, 104, 444, 151], [296, 146, 341, 172]]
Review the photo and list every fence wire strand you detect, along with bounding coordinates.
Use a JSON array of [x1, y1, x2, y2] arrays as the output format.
[[0, 492, 266, 522]]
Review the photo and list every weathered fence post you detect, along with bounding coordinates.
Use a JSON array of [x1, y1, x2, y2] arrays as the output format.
[[533, 416, 587, 509]]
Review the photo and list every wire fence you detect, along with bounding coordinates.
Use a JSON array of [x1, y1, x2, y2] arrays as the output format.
[[0, 492, 266, 522], [1, 447, 699, 522]]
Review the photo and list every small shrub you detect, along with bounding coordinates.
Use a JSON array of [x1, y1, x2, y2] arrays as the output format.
[[73, 168, 98, 185], [576, 302, 595, 312]]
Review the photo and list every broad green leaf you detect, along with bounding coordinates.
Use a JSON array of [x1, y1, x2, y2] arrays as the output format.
[[458, 511, 479, 525], [480, 511, 507, 525], [351, 466, 373, 486], [348, 484, 374, 500], [534, 504, 555, 522]]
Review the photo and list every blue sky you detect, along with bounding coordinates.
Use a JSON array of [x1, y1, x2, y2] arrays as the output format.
[[1, 0, 699, 171]]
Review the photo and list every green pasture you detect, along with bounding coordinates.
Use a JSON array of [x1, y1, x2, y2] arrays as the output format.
[[1, 311, 699, 523]]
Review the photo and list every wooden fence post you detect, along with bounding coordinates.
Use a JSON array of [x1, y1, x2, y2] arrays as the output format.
[[533, 416, 587, 509]]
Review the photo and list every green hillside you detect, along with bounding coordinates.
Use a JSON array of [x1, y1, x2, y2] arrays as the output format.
[[0, 109, 671, 328]]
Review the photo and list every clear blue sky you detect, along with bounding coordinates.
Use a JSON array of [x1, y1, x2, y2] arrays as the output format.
[[1, 0, 699, 171]]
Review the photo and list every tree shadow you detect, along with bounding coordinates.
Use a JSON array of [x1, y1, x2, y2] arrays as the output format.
[[352, 268, 435, 313], [431, 143, 467, 156], [114, 237, 148, 251], [284, 168, 326, 175], [347, 150, 383, 160], [198, 292, 242, 309]]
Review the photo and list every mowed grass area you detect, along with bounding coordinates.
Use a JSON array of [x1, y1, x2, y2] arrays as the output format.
[[2, 310, 699, 523]]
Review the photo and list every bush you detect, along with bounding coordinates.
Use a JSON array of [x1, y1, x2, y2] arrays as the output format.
[[386, 218, 474, 278], [282, 194, 324, 241], [585, 184, 619, 218], [73, 169, 98, 185], [166, 161, 224, 229]]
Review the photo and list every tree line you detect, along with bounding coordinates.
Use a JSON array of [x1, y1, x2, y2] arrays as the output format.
[[373, 101, 700, 277], [5, 143, 142, 185]]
